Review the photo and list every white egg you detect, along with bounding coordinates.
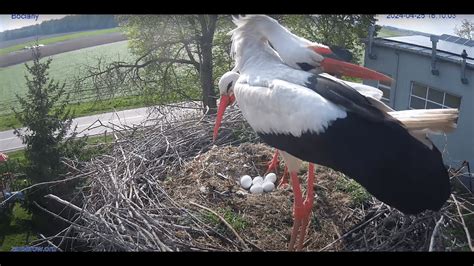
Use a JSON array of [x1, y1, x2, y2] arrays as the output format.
[[240, 175, 252, 189], [252, 176, 264, 185], [250, 184, 263, 194], [264, 173, 277, 183], [262, 181, 275, 192]]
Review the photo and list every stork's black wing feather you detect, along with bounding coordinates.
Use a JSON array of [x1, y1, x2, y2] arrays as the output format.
[[306, 74, 390, 122], [258, 74, 451, 214]]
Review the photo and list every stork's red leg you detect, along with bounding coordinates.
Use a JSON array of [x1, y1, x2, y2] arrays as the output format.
[[288, 163, 316, 251], [265, 150, 280, 174], [277, 165, 289, 189], [297, 163, 315, 250], [288, 170, 304, 251]]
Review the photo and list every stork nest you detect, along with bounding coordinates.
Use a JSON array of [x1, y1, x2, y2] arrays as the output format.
[[38, 104, 474, 251]]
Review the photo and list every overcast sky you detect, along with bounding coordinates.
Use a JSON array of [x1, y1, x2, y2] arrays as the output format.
[[1, 14, 473, 36]]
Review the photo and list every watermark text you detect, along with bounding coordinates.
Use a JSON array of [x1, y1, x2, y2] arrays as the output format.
[[11, 246, 58, 252], [11, 14, 39, 21]]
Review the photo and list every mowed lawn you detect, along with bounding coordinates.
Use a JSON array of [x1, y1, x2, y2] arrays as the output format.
[[0, 40, 134, 115], [0, 28, 122, 56]]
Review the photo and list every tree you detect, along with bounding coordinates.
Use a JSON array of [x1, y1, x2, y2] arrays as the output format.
[[111, 15, 232, 114], [13, 47, 86, 210], [279, 15, 379, 65], [455, 19, 474, 40], [80, 15, 377, 115]]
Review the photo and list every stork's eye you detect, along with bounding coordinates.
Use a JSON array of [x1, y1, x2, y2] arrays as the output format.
[[227, 81, 233, 92], [268, 41, 275, 50], [296, 62, 316, 71]]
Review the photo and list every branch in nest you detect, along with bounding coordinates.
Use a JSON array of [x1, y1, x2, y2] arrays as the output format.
[[429, 216, 445, 252], [39, 234, 63, 252], [0, 172, 93, 207], [319, 204, 385, 251], [451, 194, 474, 251], [189, 201, 250, 251]]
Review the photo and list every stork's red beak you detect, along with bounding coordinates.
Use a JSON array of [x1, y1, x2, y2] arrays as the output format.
[[310, 45, 334, 56], [213, 94, 236, 141], [309, 44, 393, 83]]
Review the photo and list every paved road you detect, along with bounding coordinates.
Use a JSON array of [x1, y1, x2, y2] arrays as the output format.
[[0, 107, 157, 152], [0, 32, 127, 67], [0, 30, 103, 49]]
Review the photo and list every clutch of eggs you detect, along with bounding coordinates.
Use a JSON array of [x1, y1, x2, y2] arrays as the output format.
[[240, 173, 277, 193]]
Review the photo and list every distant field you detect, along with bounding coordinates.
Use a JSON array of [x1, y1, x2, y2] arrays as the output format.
[[377, 26, 423, 38], [378, 28, 403, 38], [0, 28, 122, 56], [0, 41, 134, 115]]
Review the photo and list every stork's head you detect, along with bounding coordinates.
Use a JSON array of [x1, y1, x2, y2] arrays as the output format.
[[213, 71, 239, 141], [300, 44, 393, 83], [231, 15, 392, 83], [276, 33, 393, 83]]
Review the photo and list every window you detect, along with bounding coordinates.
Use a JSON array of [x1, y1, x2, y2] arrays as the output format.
[[409, 82, 462, 110], [377, 74, 392, 105]]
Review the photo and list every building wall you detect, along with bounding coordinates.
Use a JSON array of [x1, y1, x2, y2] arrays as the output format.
[[364, 45, 474, 167]]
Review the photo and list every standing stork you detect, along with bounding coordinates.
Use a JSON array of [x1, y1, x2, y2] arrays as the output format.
[[221, 15, 395, 185], [213, 15, 457, 251], [216, 15, 458, 188]]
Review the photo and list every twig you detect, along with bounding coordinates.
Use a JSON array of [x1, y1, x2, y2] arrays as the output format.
[[0, 171, 93, 206], [451, 194, 474, 251], [319, 205, 385, 251], [217, 173, 229, 180], [243, 237, 264, 251], [429, 216, 444, 252], [45, 194, 83, 212], [39, 234, 63, 252], [33, 201, 129, 250], [189, 201, 250, 251], [332, 221, 342, 239]]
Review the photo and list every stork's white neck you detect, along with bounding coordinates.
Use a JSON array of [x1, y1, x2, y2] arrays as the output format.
[[230, 15, 313, 73], [230, 16, 288, 71]]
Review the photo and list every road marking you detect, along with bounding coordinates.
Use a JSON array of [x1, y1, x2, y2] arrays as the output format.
[[0, 114, 150, 152], [0, 137, 17, 142], [0, 103, 195, 152]]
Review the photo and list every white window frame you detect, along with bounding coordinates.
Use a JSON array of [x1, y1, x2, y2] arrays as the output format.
[[409, 82, 461, 110], [377, 73, 392, 105], [378, 81, 391, 103]]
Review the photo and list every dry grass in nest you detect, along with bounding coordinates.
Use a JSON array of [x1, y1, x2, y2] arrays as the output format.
[[164, 142, 372, 251]]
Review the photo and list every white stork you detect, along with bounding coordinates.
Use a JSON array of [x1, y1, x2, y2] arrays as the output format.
[[217, 15, 395, 185], [213, 15, 457, 251], [215, 15, 458, 188]]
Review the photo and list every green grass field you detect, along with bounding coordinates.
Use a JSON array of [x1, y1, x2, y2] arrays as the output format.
[[0, 40, 133, 114], [377, 27, 405, 38], [0, 28, 122, 56], [0, 40, 145, 131], [0, 203, 37, 251]]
